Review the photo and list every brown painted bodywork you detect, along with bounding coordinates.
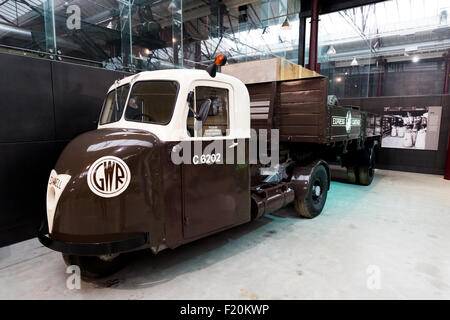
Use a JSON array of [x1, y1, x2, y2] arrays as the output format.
[[181, 140, 251, 240], [251, 182, 295, 219], [248, 76, 380, 203], [51, 128, 251, 251], [247, 77, 381, 144]]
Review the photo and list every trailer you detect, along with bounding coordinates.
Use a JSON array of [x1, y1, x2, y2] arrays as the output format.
[[38, 54, 381, 278], [223, 57, 381, 218]]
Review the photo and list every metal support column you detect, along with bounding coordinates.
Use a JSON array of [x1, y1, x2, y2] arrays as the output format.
[[120, 0, 133, 71], [171, 0, 183, 68], [443, 50, 450, 94], [43, 0, 56, 56], [307, 0, 319, 72], [297, 15, 306, 66], [377, 58, 386, 96]]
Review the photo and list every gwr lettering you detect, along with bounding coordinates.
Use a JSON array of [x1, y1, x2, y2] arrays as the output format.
[[93, 161, 125, 192], [87, 156, 130, 198]]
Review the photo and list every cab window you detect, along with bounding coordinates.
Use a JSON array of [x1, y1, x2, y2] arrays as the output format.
[[125, 81, 179, 125], [99, 84, 130, 125], [187, 86, 230, 137]]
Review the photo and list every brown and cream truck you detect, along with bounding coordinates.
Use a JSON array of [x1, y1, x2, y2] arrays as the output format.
[[38, 55, 381, 278]]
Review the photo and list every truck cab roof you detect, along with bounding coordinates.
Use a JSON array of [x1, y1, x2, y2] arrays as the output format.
[[107, 69, 246, 93], [100, 68, 250, 142]]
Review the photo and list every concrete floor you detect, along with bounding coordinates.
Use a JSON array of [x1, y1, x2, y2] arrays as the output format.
[[1, 169, 449, 299]]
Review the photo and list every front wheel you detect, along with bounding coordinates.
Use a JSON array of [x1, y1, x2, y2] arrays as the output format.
[[62, 253, 127, 279], [294, 165, 329, 219]]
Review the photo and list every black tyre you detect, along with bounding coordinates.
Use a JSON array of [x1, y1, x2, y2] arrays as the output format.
[[62, 253, 127, 279], [347, 166, 357, 184], [294, 165, 329, 219], [358, 148, 375, 186]]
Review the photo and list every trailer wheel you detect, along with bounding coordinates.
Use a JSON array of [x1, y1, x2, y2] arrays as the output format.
[[358, 148, 375, 186], [346, 166, 357, 184], [294, 165, 328, 219], [62, 253, 126, 279]]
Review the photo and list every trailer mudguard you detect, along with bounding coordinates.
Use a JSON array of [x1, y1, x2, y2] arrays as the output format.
[[289, 159, 331, 201]]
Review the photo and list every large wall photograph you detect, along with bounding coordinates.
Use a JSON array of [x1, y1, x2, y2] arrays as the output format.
[[381, 106, 442, 150]]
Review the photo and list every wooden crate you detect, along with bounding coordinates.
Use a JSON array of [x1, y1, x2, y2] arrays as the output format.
[[221, 57, 321, 84], [224, 58, 379, 144], [247, 77, 329, 144]]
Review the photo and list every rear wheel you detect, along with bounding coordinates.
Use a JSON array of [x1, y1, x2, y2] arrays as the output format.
[[294, 165, 328, 219], [346, 166, 357, 184], [62, 253, 127, 279], [358, 147, 375, 186]]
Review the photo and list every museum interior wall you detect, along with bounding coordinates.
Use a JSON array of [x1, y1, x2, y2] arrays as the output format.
[[340, 95, 450, 175], [0, 52, 128, 247]]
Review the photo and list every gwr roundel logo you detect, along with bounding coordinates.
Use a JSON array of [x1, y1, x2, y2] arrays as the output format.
[[87, 156, 131, 198]]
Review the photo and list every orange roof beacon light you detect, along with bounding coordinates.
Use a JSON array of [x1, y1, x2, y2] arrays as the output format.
[[207, 53, 227, 78], [215, 53, 227, 66]]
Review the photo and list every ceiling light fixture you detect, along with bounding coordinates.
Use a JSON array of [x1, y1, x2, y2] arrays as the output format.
[[168, 0, 180, 13], [412, 56, 420, 63], [440, 10, 447, 25], [327, 45, 336, 55], [281, 16, 291, 30], [351, 57, 359, 66]]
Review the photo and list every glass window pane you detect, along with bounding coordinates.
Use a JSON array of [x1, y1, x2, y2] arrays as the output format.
[[99, 84, 130, 125], [187, 86, 229, 137], [124, 80, 179, 125], [307, 0, 450, 98], [54, 1, 123, 68], [0, 0, 47, 56]]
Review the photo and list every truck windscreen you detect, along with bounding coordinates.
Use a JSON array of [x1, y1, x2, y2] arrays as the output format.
[[99, 84, 130, 125], [124, 81, 179, 125]]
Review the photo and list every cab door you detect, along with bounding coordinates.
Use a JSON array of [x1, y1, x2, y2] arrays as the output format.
[[181, 81, 250, 239]]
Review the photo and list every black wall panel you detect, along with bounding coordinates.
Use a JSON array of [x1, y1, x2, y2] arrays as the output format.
[[0, 53, 128, 247], [0, 53, 54, 143], [52, 63, 128, 141], [0, 141, 59, 247], [340, 95, 450, 175]]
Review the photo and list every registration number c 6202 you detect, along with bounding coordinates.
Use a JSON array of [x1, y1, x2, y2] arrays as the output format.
[[192, 153, 221, 165]]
